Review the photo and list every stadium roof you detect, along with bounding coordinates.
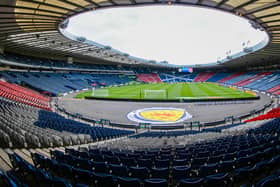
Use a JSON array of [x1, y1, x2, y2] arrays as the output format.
[[0, 0, 280, 69]]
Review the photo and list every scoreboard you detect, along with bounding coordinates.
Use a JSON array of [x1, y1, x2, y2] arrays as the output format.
[[178, 67, 193, 73]]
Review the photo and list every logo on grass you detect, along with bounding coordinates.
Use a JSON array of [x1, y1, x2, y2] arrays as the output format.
[[127, 107, 192, 124]]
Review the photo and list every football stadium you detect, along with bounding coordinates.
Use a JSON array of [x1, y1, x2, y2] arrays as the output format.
[[0, 1, 280, 187]]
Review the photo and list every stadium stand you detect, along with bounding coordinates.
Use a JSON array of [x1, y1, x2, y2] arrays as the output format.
[[0, 72, 134, 96], [217, 72, 245, 83], [193, 72, 215, 82], [156, 71, 280, 95], [205, 73, 230, 83], [245, 108, 280, 122], [267, 85, 280, 94], [136, 74, 162, 83], [0, 52, 135, 73], [159, 73, 196, 83], [223, 72, 258, 85], [0, 97, 133, 148], [2, 118, 278, 187], [273, 90, 280, 95], [0, 80, 50, 110], [1, 71, 280, 98], [233, 72, 271, 87]]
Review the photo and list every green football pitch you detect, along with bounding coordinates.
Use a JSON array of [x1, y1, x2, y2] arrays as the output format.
[[75, 82, 257, 101]]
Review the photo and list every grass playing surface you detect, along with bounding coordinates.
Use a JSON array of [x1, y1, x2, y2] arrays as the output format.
[[75, 82, 257, 100]]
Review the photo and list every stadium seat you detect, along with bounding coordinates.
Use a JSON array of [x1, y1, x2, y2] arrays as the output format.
[[109, 164, 129, 177], [255, 174, 280, 187], [94, 173, 116, 187], [117, 176, 141, 187], [151, 167, 169, 180], [144, 178, 168, 187], [129, 166, 149, 179], [92, 161, 109, 173], [178, 178, 204, 187], [0, 169, 19, 187], [204, 172, 230, 187], [173, 159, 188, 166], [73, 168, 94, 185], [172, 166, 191, 182], [154, 159, 170, 168]]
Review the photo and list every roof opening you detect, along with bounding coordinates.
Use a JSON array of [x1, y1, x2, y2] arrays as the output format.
[[65, 5, 268, 66]]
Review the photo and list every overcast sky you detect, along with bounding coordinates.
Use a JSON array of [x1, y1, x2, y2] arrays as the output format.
[[66, 5, 267, 65]]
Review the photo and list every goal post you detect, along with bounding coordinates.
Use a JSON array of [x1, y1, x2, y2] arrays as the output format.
[[92, 88, 109, 97], [142, 89, 167, 99]]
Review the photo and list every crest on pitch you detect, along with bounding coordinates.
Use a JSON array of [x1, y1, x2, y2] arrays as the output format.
[[127, 107, 192, 124]]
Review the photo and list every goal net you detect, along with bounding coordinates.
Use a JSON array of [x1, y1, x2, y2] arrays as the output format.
[[92, 88, 109, 97], [143, 89, 167, 99]]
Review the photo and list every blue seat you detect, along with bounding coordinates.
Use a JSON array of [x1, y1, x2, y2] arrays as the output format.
[[267, 155, 280, 171], [144, 178, 168, 187], [234, 165, 255, 184], [117, 176, 141, 187], [90, 154, 104, 162], [205, 172, 230, 187], [251, 160, 270, 180], [191, 157, 208, 168], [130, 166, 149, 179], [94, 173, 116, 187], [154, 159, 170, 168], [223, 151, 237, 161], [218, 160, 235, 173], [120, 157, 137, 167], [77, 151, 90, 159], [56, 163, 73, 180], [31, 152, 45, 168], [256, 174, 280, 187], [176, 152, 192, 160], [151, 167, 169, 180], [0, 169, 19, 187], [8, 153, 24, 172], [75, 157, 93, 171], [208, 155, 223, 164], [172, 166, 191, 182], [109, 164, 129, 177], [137, 158, 153, 168], [33, 168, 53, 187], [173, 159, 188, 166], [178, 178, 204, 187], [236, 156, 252, 168], [104, 155, 120, 165], [73, 168, 93, 185], [75, 184, 88, 187], [92, 161, 108, 173], [50, 150, 64, 161], [160, 154, 173, 160], [198, 163, 218, 177], [51, 177, 73, 187]]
